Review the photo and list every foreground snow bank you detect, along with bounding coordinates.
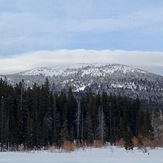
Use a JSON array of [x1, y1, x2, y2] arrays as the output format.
[[0, 147, 162, 163]]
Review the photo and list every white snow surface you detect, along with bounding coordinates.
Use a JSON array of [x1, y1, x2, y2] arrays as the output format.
[[17, 63, 147, 77], [0, 147, 162, 163], [111, 82, 137, 90]]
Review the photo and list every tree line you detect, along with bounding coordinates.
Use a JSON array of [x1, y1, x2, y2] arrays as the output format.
[[0, 78, 154, 151]]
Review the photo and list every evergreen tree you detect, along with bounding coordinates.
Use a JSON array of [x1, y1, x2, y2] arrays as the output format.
[[60, 120, 69, 144], [0, 96, 8, 151], [66, 88, 77, 140], [0, 78, 157, 150], [124, 127, 133, 150], [97, 106, 106, 144]]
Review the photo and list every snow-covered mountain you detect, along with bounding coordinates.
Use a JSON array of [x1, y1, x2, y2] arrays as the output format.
[[1, 63, 163, 109], [17, 63, 147, 77]]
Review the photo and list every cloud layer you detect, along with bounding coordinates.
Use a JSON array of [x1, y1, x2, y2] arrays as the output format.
[[0, 49, 163, 75], [1, 1, 163, 75]]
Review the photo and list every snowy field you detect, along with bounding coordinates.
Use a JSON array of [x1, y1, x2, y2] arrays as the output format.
[[0, 146, 162, 163]]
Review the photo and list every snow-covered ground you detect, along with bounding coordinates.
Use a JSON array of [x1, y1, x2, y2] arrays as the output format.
[[0, 146, 162, 163]]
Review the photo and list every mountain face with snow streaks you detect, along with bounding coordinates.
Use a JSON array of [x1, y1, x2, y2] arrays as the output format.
[[17, 63, 147, 77], [1, 63, 163, 109]]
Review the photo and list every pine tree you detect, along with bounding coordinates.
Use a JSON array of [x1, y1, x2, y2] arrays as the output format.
[[143, 110, 154, 140], [124, 127, 133, 150], [40, 78, 51, 146], [60, 120, 69, 144], [66, 87, 77, 140], [0, 96, 7, 151], [131, 96, 140, 136], [97, 106, 106, 144], [80, 96, 87, 144], [76, 99, 81, 144]]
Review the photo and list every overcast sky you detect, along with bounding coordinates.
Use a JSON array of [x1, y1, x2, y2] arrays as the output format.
[[0, 0, 163, 75]]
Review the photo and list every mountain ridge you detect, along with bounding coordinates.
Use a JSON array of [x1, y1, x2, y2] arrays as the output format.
[[1, 63, 163, 109], [15, 63, 149, 77]]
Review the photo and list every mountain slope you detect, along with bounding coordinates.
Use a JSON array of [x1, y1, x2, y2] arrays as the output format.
[[1, 63, 163, 109], [17, 63, 147, 77]]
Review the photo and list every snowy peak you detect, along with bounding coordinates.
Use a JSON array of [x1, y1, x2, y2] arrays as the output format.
[[17, 63, 147, 77]]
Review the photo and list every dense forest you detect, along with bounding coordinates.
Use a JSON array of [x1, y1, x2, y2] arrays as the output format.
[[0, 78, 154, 151]]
